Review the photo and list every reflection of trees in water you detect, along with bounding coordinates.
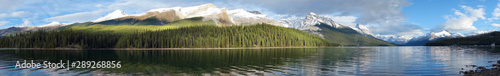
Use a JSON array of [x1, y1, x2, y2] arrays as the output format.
[[0, 48, 336, 75], [0, 50, 120, 75], [112, 48, 324, 75]]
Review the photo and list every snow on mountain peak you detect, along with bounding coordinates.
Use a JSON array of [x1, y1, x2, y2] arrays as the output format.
[[228, 9, 267, 19], [179, 3, 221, 18], [111, 9, 126, 15], [88, 3, 285, 27], [247, 10, 262, 14], [281, 12, 346, 30], [374, 34, 412, 45], [93, 9, 129, 22], [354, 24, 375, 37], [309, 12, 317, 15], [146, 7, 182, 13], [432, 30, 452, 37], [38, 21, 62, 27]]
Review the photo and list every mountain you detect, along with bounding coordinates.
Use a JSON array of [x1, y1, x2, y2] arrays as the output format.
[[426, 31, 500, 46], [227, 9, 285, 27], [280, 13, 395, 46], [0, 27, 23, 36], [96, 3, 285, 27], [352, 24, 375, 38], [281, 12, 346, 29], [93, 9, 129, 22], [374, 35, 412, 45], [0, 3, 393, 46], [405, 30, 464, 46], [0, 3, 287, 36], [0, 21, 70, 36]]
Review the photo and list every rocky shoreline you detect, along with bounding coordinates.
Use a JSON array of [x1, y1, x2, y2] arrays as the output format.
[[460, 60, 500, 76]]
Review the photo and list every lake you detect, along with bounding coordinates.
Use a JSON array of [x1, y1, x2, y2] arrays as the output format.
[[1, 46, 499, 75]]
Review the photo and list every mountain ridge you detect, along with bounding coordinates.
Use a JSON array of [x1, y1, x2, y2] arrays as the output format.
[[0, 3, 396, 46]]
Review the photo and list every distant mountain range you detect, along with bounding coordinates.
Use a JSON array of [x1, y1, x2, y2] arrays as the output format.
[[426, 31, 500, 46], [280, 12, 393, 46], [404, 30, 464, 46]]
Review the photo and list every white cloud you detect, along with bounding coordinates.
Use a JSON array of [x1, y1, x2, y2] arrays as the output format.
[[0, 21, 9, 27], [465, 30, 497, 36], [489, 2, 500, 21], [95, 4, 104, 8], [324, 15, 358, 27], [0, 11, 30, 18], [44, 10, 104, 22], [104, 0, 174, 13], [0, 0, 22, 11], [227, 0, 421, 36], [19, 19, 31, 27], [370, 24, 424, 36], [493, 23, 500, 27], [432, 5, 484, 32]]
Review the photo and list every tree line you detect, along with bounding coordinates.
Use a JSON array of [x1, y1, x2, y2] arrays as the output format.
[[426, 31, 500, 46], [0, 24, 338, 48]]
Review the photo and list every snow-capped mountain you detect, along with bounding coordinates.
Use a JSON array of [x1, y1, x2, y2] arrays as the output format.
[[228, 9, 285, 27], [422, 30, 464, 40], [404, 30, 464, 45], [90, 3, 284, 27], [38, 21, 62, 27], [93, 9, 129, 22], [139, 3, 234, 25], [279, 12, 349, 38], [281, 12, 346, 29], [374, 35, 412, 45], [352, 24, 375, 37], [372, 30, 465, 45]]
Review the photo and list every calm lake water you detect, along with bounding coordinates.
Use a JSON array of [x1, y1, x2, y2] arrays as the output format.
[[1, 46, 500, 76]]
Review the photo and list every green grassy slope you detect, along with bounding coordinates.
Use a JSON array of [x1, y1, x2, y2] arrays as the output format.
[[315, 24, 395, 46], [426, 31, 500, 46]]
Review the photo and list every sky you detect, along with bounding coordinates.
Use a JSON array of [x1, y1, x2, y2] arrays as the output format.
[[0, 0, 499, 37]]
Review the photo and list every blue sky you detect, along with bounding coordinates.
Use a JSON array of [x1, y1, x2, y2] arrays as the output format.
[[0, 0, 499, 37], [405, 0, 499, 34]]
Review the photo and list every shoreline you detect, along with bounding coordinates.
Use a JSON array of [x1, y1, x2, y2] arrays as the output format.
[[0, 46, 337, 50]]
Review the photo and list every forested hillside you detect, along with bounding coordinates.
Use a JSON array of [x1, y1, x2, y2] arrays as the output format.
[[55, 17, 215, 34], [426, 31, 500, 46], [315, 24, 395, 46], [0, 24, 338, 48]]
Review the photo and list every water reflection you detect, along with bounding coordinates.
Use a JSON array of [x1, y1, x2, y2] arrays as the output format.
[[0, 47, 499, 75]]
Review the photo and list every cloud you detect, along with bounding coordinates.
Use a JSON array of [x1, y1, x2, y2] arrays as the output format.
[[238, 0, 410, 24], [19, 19, 31, 27], [42, 0, 186, 23], [370, 24, 424, 36], [0, 11, 30, 18], [0, 21, 9, 27], [432, 5, 484, 32], [464, 30, 497, 36], [0, 0, 23, 11], [44, 10, 104, 22], [227, 0, 422, 36], [95, 4, 104, 8], [104, 0, 178, 13], [493, 23, 500, 27], [324, 15, 357, 27], [489, 2, 500, 21]]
